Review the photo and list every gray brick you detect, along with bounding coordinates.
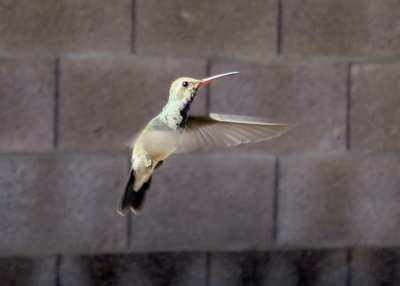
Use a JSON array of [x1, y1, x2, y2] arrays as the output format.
[[59, 56, 207, 151], [210, 61, 347, 153], [269, 250, 347, 286], [278, 154, 400, 247], [0, 154, 127, 255], [0, 0, 131, 54], [210, 252, 271, 286], [351, 248, 400, 286], [282, 0, 400, 58], [135, 0, 277, 60], [210, 250, 347, 286], [0, 56, 54, 151], [351, 63, 400, 151], [0, 256, 56, 286], [60, 253, 206, 286], [129, 153, 275, 251]]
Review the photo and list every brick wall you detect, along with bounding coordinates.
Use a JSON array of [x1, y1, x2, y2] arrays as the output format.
[[1, 0, 400, 285]]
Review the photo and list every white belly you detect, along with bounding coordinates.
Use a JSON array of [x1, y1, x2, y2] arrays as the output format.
[[138, 129, 184, 161]]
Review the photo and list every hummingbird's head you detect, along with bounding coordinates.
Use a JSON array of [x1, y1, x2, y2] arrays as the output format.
[[165, 72, 239, 128], [168, 77, 200, 104], [168, 71, 239, 105]]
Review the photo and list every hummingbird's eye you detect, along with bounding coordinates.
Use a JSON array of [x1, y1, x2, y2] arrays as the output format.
[[182, 81, 189, 88]]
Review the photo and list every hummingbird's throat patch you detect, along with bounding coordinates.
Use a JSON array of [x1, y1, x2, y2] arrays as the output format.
[[177, 89, 197, 128]]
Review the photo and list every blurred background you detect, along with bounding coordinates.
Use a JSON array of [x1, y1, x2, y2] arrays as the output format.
[[0, 0, 400, 285]]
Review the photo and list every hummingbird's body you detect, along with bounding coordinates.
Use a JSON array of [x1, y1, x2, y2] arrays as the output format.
[[130, 117, 183, 189], [117, 72, 294, 216]]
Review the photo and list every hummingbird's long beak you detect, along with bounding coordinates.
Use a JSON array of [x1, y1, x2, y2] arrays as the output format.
[[197, 71, 239, 88]]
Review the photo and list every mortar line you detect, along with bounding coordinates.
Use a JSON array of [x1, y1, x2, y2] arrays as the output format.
[[126, 157, 132, 249], [205, 252, 210, 286], [55, 255, 62, 286], [346, 63, 352, 150], [205, 61, 212, 114], [126, 214, 132, 249], [277, 0, 283, 55], [272, 157, 280, 244], [53, 58, 60, 149], [130, 0, 136, 53], [346, 249, 352, 286]]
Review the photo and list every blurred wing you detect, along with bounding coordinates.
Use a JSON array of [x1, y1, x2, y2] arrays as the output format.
[[123, 116, 175, 150], [124, 132, 141, 149], [175, 113, 295, 153]]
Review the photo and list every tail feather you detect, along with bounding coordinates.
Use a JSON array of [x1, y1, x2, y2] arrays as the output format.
[[117, 170, 152, 216]]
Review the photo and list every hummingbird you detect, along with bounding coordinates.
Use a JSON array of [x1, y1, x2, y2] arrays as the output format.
[[117, 72, 294, 216]]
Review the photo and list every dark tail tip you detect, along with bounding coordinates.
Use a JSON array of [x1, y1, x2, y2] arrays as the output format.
[[117, 170, 152, 216]]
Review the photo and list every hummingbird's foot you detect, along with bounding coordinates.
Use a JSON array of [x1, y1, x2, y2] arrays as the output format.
[[155, 160, 164, 169], [145, 158, 153, 169]]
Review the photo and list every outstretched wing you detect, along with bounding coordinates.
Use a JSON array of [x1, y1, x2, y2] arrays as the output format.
[[175, 113, 295, 153]]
